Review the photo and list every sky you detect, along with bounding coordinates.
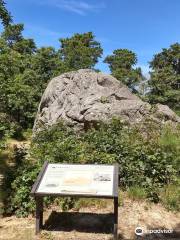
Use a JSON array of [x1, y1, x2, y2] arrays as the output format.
[[2, 0, 180, 75]]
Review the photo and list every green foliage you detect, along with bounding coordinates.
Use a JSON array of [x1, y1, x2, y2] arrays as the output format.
[[0, 112, 20, 149], [0, 24, 38, 128], [2, 24, 24, 47], [73, 198, 108, 211], [1, 144, 29, 215], [9, 165, 37, 217], [160, 183, 180, 211], [0, 23, 63, 129], [59, 197, 76, 211], [148, 43, 180, 111], [159, 125, 180, 170], [104, 49, 144, 90], [59, 32, 103, 70], [0, 0, 12, 27], [175, 110, 180, 116], [5, 120, 180, 216], [0, 113, 11, 139], [127, 186, 147, 200], [32, 47, 64, 90]]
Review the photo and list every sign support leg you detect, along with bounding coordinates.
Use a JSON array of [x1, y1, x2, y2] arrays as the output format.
[[113, 197, 118, 240], [35, 197, 43, 234]]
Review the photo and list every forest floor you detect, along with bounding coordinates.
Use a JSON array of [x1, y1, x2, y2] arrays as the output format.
[[0, 198, 180, 240]]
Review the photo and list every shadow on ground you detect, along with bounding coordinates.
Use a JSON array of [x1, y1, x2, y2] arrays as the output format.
[[44, 211, 115, 234], [44, 211, 180, 240]]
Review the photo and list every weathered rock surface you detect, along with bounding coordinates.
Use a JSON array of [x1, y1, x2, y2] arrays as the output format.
[[33, 69, 180, 131]]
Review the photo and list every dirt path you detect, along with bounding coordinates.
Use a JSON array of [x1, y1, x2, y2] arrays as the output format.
[[0, 199, 180, 240]]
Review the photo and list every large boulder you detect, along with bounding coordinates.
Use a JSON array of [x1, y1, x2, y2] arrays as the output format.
[[33, 69, 179, 131]]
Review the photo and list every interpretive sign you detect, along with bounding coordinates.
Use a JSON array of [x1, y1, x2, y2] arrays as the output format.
[[37, 163, 116, 196], [31, 162, 119, 239]]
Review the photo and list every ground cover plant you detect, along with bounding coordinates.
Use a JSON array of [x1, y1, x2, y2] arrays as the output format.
[[3, 119, 179, 217]]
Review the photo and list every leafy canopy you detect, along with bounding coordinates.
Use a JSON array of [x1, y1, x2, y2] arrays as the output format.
[[0, 0, 12, 27], [0, 23, 62, 128], [59, 32, 103, 70], [104, 49, 144, 90], [148, 43, 180, 111]]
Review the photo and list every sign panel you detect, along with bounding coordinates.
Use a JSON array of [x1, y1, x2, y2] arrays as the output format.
[[37, 164, 115, 196]]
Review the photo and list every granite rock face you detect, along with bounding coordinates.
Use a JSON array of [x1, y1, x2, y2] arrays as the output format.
[[33, 69, 179, 131]]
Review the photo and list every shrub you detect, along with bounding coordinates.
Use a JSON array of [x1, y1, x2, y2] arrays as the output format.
[[0, 112, 23, 140], [8, 164, 38, 216], [5, 120, 180, 216]]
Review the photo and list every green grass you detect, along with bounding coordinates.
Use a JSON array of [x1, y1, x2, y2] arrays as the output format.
[[118, 190, 125, 206], [53, 197, 109, 211], [74, 198, 108, 211], [21, 128, 32, 140], [160, 184, 180, 211], [127, 186, 147, 200], [159, 126, 180, 149], [174, 109, 180, 117]]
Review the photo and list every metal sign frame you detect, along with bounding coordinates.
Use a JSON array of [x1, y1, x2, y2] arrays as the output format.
[[31, 161, 119, 239]]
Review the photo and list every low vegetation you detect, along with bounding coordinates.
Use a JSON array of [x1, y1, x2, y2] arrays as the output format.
[[1, 119, 179, 217]]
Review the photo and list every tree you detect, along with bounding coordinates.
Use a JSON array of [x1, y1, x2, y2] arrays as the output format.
[[1, 24, 36, 54], [0, 24, 64, 128], [0, 24, 36, 126], [32, 47, 64, 91], [104, 49, 143, 91], [148, 43, 180, 111], [59, 32, 103, 70], [0, 0, 12, 27]]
